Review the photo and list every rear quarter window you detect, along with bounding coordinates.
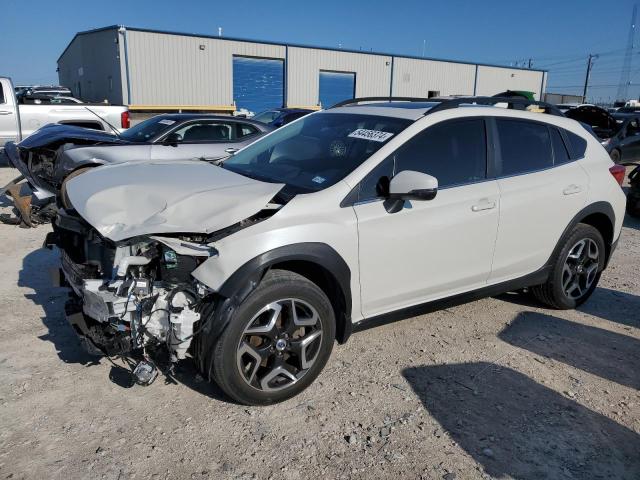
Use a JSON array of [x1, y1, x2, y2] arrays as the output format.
[[563, 130, 588, 159], [550, 127, 572, 165]]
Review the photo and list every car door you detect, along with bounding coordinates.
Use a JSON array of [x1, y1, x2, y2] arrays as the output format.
[[488, 118, 589, 283], [151, 120, 238, 161], [353, 118, 500, 318]]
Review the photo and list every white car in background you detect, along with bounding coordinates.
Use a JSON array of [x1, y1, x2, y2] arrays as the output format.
[[0, 76, 129, 147], [49, 96, 626, 405]]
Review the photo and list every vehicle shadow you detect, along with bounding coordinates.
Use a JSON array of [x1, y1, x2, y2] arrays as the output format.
[[624, 213, 640, 231], [499, 311, 640, 390], [18, 247, 100, 365], [496, 287, 640, 329], [403, 362, 640, 479], [577, 287, 640, 328]]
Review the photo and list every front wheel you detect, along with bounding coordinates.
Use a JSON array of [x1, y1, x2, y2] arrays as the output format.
[[208, 269, 335, 405], [531, 224, 605, 309]]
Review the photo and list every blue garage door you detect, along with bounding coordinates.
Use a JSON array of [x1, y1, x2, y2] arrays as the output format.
[[319, 71, 356, 108], [233, 56, 284, 115]]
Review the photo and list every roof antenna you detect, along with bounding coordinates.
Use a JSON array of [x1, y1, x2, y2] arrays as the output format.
[[218, 26, 222, 37], [422, 39, 426, 58]]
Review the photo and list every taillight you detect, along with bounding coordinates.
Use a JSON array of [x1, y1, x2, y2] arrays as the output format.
[[121, 110, 130, 129], [609, 164, 626, 186]]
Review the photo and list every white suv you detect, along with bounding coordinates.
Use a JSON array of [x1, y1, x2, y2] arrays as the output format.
[[49, 97, 627, 405]]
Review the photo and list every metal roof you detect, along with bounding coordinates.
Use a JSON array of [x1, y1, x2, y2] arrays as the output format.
[[57, 25, 547, 73]]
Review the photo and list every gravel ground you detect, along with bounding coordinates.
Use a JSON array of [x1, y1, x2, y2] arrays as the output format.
[[0, 165, 638, 480]]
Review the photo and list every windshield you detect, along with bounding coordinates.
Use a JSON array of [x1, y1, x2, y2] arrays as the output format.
[[253, 110, 282, 124], [119, 116, 178, 142], [222, 112, 412, 193]]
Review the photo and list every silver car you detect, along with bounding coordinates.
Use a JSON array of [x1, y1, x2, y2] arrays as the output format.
[[5, 113, 273, 205]]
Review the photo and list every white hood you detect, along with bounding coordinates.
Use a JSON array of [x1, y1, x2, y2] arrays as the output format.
[[66, 159, 284, 242]]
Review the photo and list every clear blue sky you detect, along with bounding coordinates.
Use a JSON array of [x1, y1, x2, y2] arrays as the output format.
[[2, 0, 638, 103]]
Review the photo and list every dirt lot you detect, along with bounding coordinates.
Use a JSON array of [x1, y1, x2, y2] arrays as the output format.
[[0, 164, 638, 480]]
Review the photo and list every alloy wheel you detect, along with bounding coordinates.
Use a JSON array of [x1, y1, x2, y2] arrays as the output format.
[[562, 238, 600, 300], [236, 298, 323, 392]]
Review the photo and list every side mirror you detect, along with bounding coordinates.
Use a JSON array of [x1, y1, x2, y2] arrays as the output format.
[[389, 170, 438, 201], [163, 132, 181, 146], [384, 170, 438, 214]]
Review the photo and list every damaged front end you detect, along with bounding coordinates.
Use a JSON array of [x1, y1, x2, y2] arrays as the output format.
[[48, 210, 215, 366], [47, 159, 286, 381]]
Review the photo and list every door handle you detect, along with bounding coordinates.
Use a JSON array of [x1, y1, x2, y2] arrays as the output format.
[[471, 200, 496, 212], [0, 110, 13, 115], [225, 147, 238, 154], [563, 184, 582, 195]]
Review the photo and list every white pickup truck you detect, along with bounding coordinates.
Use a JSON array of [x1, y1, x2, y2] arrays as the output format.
[[0, 76, 129, 147]]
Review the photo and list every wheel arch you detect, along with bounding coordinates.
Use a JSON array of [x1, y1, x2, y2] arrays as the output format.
[[203, 243, 353, 349], [556, 201, 616, 267]]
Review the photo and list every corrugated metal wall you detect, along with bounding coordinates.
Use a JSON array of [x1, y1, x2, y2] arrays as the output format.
[[125, 30, 285, 105], [57, 29, 123, 104], [391, 58, 476, 97], [475, 65, 544, 99], [287, 47, 391, 106], [58, 28, 547, 107]]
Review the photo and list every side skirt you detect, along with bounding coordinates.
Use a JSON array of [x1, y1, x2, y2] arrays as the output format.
[[353, 266, 551, 334]]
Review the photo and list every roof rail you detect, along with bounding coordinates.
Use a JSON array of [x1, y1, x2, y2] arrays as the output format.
[[425, 96, 565, 117], [330, 97, 435, 108], [329, 96, 565, 117]]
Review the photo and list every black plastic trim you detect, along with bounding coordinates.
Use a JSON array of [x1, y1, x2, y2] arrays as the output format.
[[559, 201, 616, 266], [203, 243, 352, 346], [355, 265, 552, 333]]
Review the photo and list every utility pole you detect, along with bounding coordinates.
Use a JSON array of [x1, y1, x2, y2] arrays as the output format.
[[583, 54, 598, 102]]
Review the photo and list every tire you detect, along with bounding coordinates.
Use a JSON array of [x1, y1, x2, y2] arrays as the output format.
[[60, 167, 94, 209], [207, 269, 335, 405], [609, 149, 621, 164], [531, 224, 605, 309]]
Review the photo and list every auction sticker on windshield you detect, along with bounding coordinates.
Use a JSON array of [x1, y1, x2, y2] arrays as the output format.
[[348, 129, 394, 142]]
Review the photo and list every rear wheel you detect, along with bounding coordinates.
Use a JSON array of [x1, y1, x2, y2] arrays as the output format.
[[208, 269, 335, 405], [531, 224, 605, 309]]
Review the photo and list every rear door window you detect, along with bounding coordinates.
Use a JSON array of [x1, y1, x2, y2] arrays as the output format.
[[237, 123, 259, 138], [173, 121, 236, 142], [496, 119, 553, 176], [393, 118, 487, 188]]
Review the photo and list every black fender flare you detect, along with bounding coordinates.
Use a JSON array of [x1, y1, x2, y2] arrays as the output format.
[[548, 201, 617, 269], [196, 243, 353, 373]]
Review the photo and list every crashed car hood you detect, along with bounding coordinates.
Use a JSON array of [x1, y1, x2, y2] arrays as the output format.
[[18, 123, 127, 149], [66, 159, 284, 242]]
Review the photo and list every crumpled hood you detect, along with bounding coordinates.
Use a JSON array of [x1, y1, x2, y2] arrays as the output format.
[[66, 159, 284, 242], [19, 123, 127, 149]]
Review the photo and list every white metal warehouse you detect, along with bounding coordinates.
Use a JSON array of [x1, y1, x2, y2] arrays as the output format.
[[57, 25, 547, 110]]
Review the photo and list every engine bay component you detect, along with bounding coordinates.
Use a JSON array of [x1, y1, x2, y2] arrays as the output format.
[[52, 216, 214, 376], [133, 360, 158, 386]]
